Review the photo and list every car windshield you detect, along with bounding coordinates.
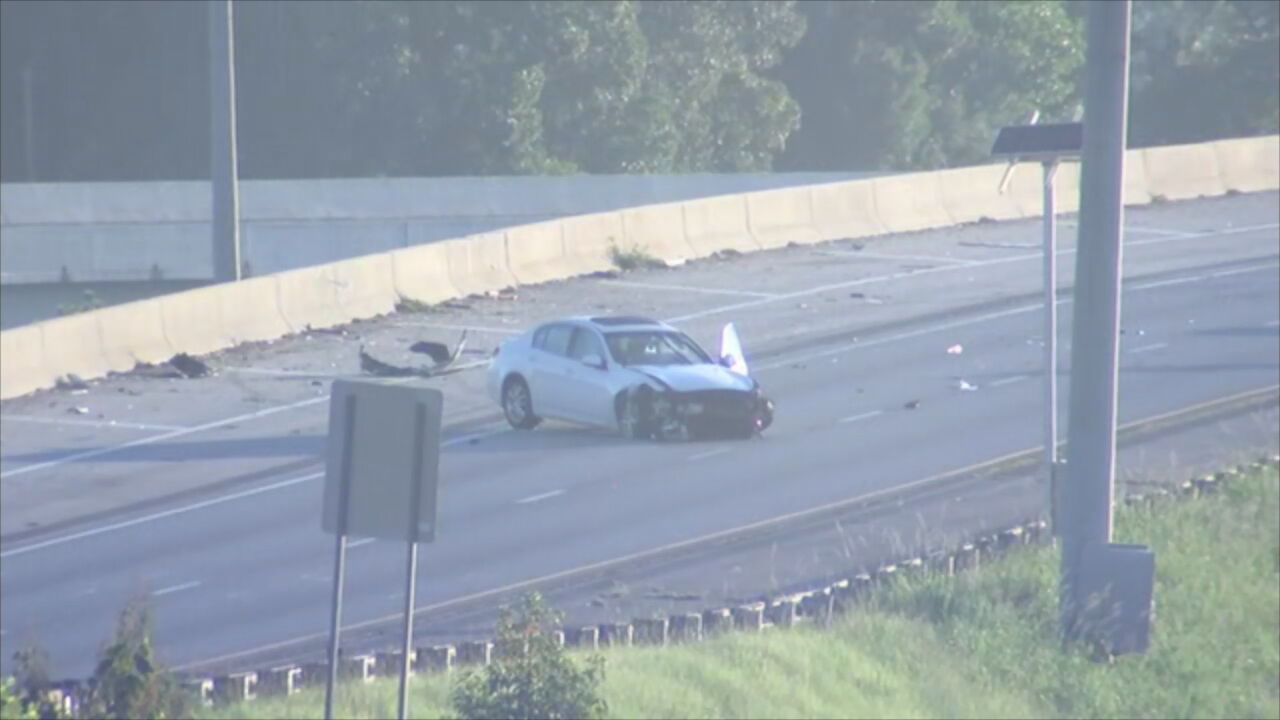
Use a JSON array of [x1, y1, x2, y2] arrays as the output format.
[[605, 330, 711, 367]]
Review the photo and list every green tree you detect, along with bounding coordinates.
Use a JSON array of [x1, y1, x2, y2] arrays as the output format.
[[1130, 0, 1279, 147], [450, 592, 607, 720], [779, 0, 1084, 171], [84, 595, 189, 720]]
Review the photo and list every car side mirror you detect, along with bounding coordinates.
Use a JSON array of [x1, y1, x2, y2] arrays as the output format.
[[582, 353, 606, 370]]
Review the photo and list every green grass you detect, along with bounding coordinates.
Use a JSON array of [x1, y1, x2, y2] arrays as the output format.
[[204, 467, 1280, 720]]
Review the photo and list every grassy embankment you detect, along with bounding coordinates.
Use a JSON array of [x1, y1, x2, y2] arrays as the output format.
[[206, 464, 1280, 719]]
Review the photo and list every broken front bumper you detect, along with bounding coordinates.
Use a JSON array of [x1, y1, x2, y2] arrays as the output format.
[[624, 386, 774, 440]]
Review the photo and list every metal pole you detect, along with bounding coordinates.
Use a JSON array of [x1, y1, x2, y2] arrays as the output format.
[[22, 66, 34, 180], [1060, 0, 1131, 640], [209, 0, 242, 282], [325, 396, 358, 720], [398, 403, 428, 719], [1043, 160, 1060, 534]]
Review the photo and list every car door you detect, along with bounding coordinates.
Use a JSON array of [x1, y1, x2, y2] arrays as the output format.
[[559, 327, 617, 427], [528, 323, 575, 419]]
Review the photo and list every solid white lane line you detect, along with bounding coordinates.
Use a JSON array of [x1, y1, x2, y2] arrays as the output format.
[[816, 250, 978, 266], [0, 415, 188, 432], [988, 376, 1029, 388], [666, 224, 1279, 324], [1211, 263, 1280, 279], [688, 447, 731, 461], [838, 410, 883, 424], [223, 367, 345, 378], [0, 429, 506, 558], [755, 260, 1279, 374], [516, 489, 565, 505], [757, 304, 1039, 372], [602, 279, 779, 298], [0, 473, 321, 559], [389, 321, 521, 335], [153, 580, 202, 597], [1129, 276, 1203, 291], [1121, 224, 1197, 238], [347, 538, 376, 548], [0, 395, 331, 480], [1128, 342, 1169, 355]]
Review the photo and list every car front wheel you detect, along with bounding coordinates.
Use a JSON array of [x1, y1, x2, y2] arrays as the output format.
[[503, 377, 541, 430]]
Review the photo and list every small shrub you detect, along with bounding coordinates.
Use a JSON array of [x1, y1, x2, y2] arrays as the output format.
[[608, 245, 662, 271], [84, 594, 190, 720], [395, 297, 440, 314], [450, 592, 607, 720]]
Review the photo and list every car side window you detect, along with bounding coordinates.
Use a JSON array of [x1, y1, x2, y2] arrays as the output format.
[[538, 324, 574, 357], [532, 326, 550, 350], [567, 328, 605, 362]]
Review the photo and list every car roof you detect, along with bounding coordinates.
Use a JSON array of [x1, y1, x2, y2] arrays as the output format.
[[547, 315, 676, 333]]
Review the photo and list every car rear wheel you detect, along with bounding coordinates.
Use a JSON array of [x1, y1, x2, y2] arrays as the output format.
[[503, 377, 541, 430]]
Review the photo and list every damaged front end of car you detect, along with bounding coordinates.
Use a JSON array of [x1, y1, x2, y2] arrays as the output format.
[[619, 384, 774, 441]]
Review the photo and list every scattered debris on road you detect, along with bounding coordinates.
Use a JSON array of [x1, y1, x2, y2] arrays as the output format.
[[171, 353, 212, 378], [946, 344, 964, 355], [956, 379, 979, 391], [67, 406, 89, 415], [903, 399, 921, 410], [710, 249, 743, 261], [360, 330, 471, 378], [55, 374, 90, 391]]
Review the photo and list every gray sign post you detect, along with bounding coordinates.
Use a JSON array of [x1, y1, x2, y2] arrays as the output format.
[[992, 119, 1083, 535], [320, 379, 443, 720]]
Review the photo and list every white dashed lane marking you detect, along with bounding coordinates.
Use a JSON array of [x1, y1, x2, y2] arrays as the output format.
[[516, 489, 565, 505], [838, 410, 883, 424], [1128, 342, 1169, 355], [153, 581, 202, 597], [688, 447, 731, 461], [989, 376, 1029, 388]]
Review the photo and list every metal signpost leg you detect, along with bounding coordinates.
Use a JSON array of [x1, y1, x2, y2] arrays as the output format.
[[325, 397, 358, 720], [398, 403, 428, 720], [1043, 160, 1060, 534]]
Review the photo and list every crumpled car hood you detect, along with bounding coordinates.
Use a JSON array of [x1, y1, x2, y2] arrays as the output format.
[[629, 363, 754, 393]]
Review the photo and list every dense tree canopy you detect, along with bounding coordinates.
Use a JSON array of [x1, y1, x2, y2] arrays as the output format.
[[0, 0, 1274, 182]]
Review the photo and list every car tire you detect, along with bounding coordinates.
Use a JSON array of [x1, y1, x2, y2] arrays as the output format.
[[616, 386, 656, 440], [502, 376, 541, 430]]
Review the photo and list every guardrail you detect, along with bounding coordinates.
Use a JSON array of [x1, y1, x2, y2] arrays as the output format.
[[1, 135, 1275, 401], [29, 456, 1278, 715]]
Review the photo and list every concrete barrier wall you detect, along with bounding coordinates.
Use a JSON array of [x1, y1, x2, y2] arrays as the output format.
[[1213, 136, 1280, 193], [1142, 141, 1227, 201], [2, 135, 1274, 400], [746, 187, 820, 249], [0, 173, 879, 284]]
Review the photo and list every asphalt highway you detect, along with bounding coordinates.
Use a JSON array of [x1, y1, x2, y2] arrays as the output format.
[[0, 192, 1276, 678]]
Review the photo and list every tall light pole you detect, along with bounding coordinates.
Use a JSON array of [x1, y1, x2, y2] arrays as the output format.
[[1060, 0, 1140, 644], [209, 0, 242, 282]]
